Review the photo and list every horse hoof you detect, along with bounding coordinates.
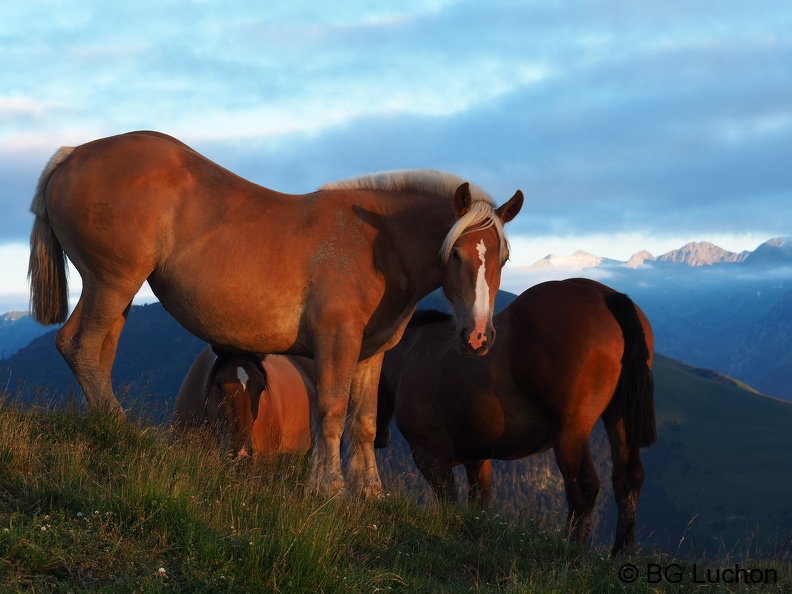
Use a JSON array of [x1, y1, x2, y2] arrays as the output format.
[[307, 476, 346, 499], [360, 483, 384, 501]]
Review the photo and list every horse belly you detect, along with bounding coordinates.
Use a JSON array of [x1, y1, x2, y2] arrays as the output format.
[[155, 284, 303, 353], [457, 395, 552, 461]]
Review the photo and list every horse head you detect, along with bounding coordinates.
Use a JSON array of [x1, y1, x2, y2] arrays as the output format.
[[441, 182, 523, 355], [209, 351, 269, 458]]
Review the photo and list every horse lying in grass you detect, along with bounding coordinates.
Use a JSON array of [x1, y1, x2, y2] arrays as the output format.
[[376, 278, 656, 554], [27, 130, 523, 498], [174, 346, 313, 458]]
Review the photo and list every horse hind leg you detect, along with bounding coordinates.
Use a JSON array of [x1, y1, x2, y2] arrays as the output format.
[[553, 431, 600, 545], [100, 302, 132, 380], [602, 408, 645, 555], [55, 286, 135, 417]]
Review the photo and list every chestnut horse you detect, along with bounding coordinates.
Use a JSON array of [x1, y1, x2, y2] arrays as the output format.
[[27, 131, 523, 498], [173, 346, 312, 458], [376, 279, 655, 554]]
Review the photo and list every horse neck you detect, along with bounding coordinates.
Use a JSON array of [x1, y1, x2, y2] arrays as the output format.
[[380, 194, 456, 301]]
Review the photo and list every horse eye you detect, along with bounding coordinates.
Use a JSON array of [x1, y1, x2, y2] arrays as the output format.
[[451, 248, 462, 262]]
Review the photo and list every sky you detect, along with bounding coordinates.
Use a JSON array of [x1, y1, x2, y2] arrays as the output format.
[[1, 0, 791, 313]]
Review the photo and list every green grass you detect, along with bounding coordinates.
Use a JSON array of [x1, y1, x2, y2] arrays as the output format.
[[643, 355, 792, 555], [0, 392, 789, 593]]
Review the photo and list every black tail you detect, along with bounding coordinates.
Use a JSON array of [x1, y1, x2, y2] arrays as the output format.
[[605, 293, 657, 449]]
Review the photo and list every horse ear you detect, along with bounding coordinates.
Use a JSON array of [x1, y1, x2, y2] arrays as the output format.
[[495, 190, 523, 224], [454, 182, 472, 217]]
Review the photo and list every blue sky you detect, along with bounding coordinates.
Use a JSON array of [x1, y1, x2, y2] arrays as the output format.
[[1, 1, 791, 312]]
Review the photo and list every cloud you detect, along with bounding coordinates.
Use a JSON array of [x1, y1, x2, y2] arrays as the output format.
[[1, 0, 791, 310]]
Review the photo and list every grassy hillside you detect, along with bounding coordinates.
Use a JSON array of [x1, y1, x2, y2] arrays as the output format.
[[0, 400, 788, 593], [642, 354, 792, 557], [3, 300, 791, 560]]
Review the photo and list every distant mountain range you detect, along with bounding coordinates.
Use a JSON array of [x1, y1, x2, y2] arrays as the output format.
[[2, 237, 791, 400], [527, 236, 791, 271], [512, 237, 792, 400], [0, 311, 50, 359]]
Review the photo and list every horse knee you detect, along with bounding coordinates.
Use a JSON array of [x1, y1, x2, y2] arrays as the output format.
[[351, 412, 378, 444], [569, 470, 600, 509], [312, 399, 347, 442]]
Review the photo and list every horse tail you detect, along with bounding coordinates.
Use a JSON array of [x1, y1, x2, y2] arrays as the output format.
[[605, 292, 657, 449], [27, 146, 76, 325]]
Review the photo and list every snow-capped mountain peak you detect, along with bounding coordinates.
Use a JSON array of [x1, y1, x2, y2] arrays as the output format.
[[656, 241, 747, 267], [531, 250, 604, 272], [626, 250, 656, 269], [520, 237, 792, 275]]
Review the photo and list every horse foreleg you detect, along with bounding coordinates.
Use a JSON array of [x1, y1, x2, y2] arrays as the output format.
[[308, 336, 359, 497], [464, 460, 493, 509], [345, 352, 385, 499], [411, 446, 458, 504], [603, 410, 645, 555], [553, 431, 600, 545]]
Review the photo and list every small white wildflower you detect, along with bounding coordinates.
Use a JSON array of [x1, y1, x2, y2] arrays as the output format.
[[41, 526, 47, 531], [158, 567, 166, 577], [43, 515, 50, 521], [3, 528, 8, 533], [77, 512, 84, 518]]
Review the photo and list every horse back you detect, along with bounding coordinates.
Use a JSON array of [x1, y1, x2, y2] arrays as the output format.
[[502, 279, 650, 417]]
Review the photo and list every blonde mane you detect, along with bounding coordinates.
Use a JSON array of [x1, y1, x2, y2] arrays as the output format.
[[321, 169, 509, 264]]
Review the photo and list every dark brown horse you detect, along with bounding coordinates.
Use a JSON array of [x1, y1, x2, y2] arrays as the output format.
[[27, 131, 523, 497], [173, 346, 312, 458], [376, 278, 655, 554]]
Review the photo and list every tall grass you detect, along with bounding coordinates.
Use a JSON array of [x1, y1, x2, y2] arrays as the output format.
[[0, 390, 788, 593]]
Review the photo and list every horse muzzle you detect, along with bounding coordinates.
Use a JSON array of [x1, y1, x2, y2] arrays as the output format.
[[459, 327, 495, 356]]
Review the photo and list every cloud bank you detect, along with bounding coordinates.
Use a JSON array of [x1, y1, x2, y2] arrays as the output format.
[[1, 0, 790, 310]]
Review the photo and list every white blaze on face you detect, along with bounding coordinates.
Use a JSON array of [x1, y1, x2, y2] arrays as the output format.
[[469, 239, 490, 348], [236, 366, 249, 393]]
